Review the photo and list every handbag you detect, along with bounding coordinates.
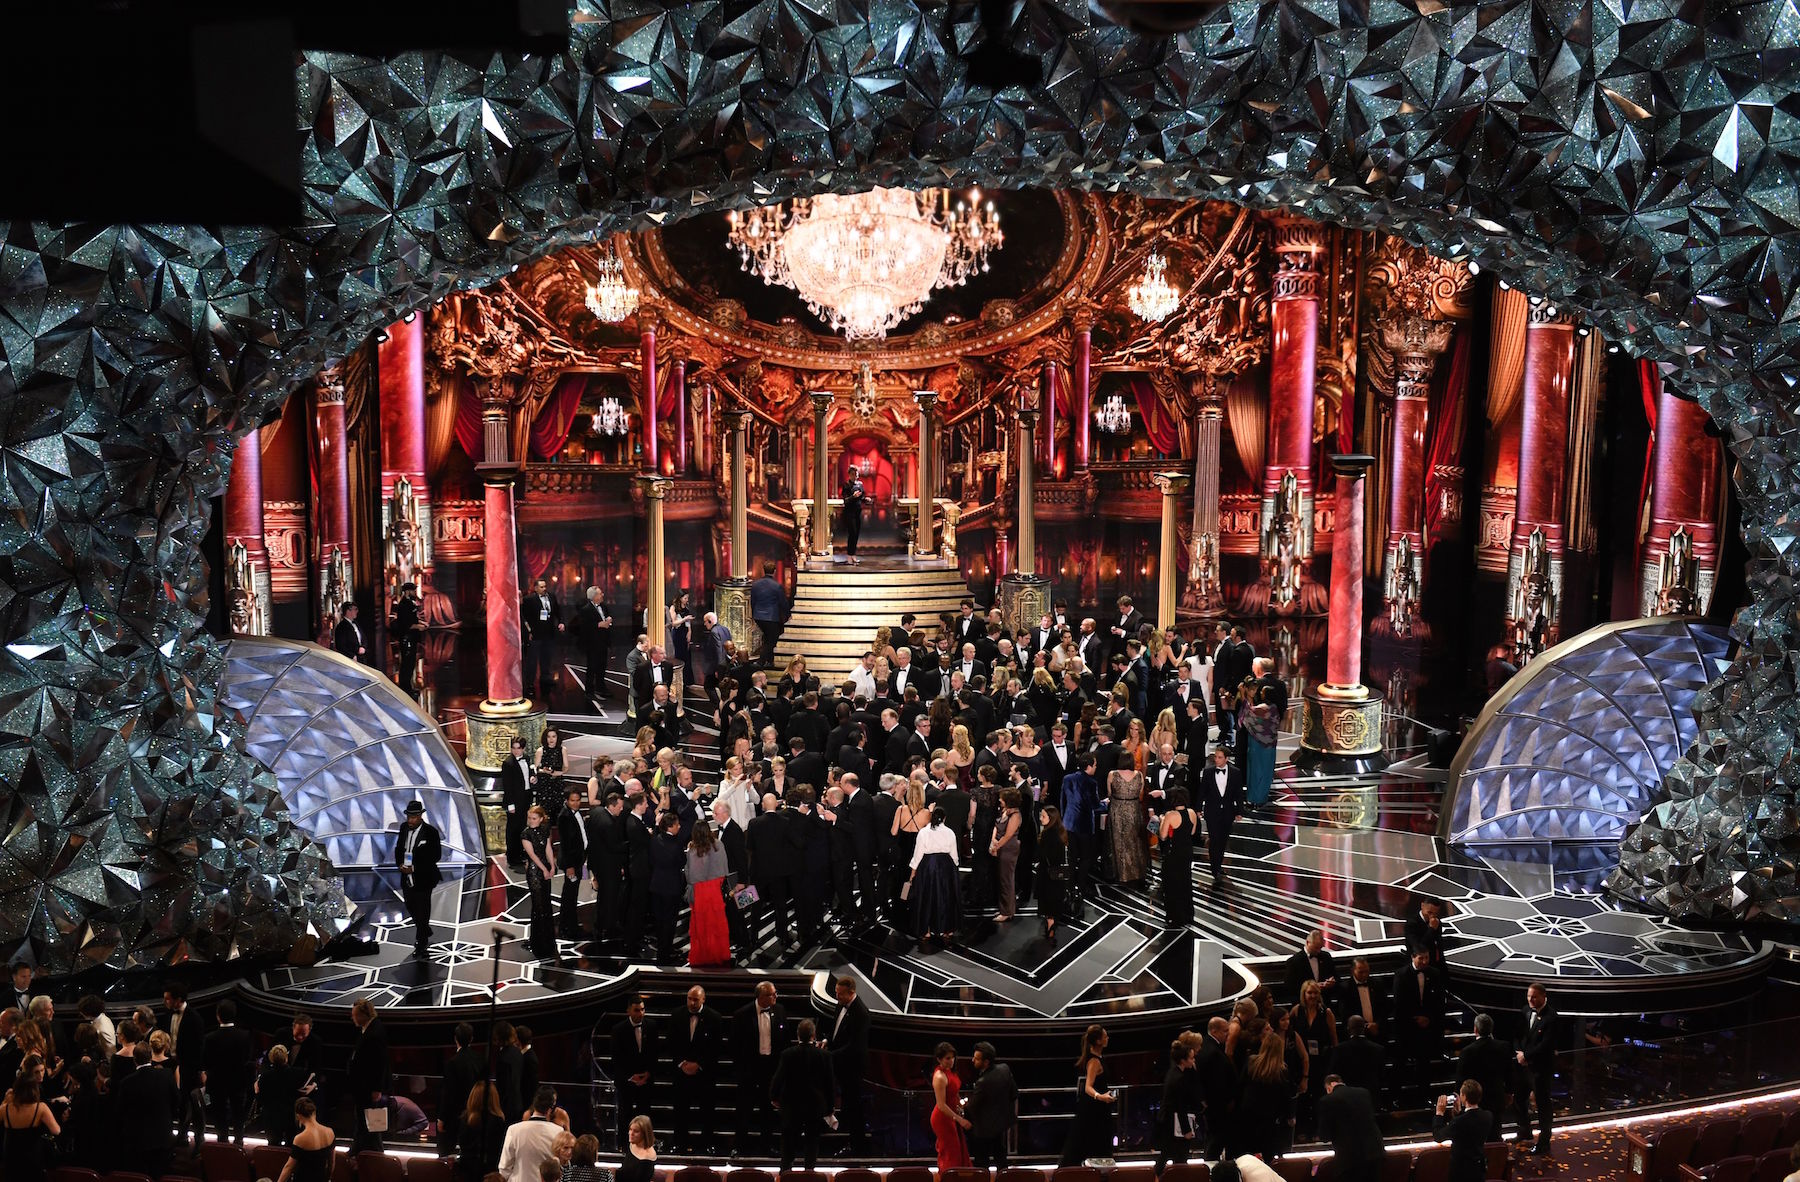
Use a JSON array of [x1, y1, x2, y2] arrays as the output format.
[[900, 880, 912, 901], [733, 885, 760, 910]]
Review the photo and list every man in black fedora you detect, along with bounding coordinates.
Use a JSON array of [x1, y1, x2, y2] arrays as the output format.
[[395, 800, 443, 956]]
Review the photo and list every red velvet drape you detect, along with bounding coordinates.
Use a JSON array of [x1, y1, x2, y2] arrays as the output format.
[[1637, 359, 1660, 525], [1128, 375, 1182, 457], [452, 373, 484, 461], [522, 541, 557, 582], [1422, 329, 1471, 539], [529, 373, 589, 460]]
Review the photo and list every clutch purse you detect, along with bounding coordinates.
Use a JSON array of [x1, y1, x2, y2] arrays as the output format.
[[900, 881, 912, 901]]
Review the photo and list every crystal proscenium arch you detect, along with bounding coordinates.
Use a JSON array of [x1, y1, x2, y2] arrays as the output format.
[[1444, 620, 1733, 851], [2, 0, 1799, 973], [221, 639, 487, 871]]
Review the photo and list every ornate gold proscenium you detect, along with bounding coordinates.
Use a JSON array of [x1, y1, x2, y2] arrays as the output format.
[[1510, 527, 1559, 662], [1264, 471, 1306, 611], [1655, 526, 1700, 616], [1384, 533, 1421, 640]]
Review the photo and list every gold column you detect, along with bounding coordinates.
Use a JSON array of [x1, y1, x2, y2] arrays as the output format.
[[810, 391, 833, 558], [641, 475, 672, 648], [913, 388, 938, 557], [1153, 471, 1191, 631], [723, 409, 750, 579]]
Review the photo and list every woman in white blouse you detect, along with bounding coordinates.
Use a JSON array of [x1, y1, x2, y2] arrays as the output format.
[[908, 806, 962, 946]]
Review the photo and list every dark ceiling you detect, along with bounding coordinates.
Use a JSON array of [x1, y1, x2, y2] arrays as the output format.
[[654, 187, 1068, 334]]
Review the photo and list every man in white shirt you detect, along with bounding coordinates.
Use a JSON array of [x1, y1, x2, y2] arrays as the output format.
[[497, 1085, 564, 1182], [848, 651, 879, 700]]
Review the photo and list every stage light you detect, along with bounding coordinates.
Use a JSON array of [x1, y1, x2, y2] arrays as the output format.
[[1467, 261, 1480, 275], [403, 311, 417, 323], [375, 329, 390, 343]]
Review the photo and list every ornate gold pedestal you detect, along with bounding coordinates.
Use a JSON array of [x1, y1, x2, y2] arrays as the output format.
[[1295, 687, 1387, 774], [715, 577, 754, 661], [466, 700, 546, 854], [997, 573, 1051, 635]]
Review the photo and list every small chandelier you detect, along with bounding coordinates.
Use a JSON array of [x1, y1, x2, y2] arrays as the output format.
[[725, 187, 1002, 340], [1127, 250, 1180, 321], [585, 240, 640, 324], [1095, 392, 1133, 435], [593, 396, 629, 436]]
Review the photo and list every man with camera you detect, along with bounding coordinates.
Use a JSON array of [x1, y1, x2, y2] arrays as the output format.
[[1432, 1079, 1496, 1182]]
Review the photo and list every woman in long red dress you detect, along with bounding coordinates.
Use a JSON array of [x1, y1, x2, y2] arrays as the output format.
[[929, 1042, 971, 1168], [684, 821, 733, 967]]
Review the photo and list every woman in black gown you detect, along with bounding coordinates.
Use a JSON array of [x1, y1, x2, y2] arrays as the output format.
[[1157, 787, 1197, 928], [1035, 805, 1071, 938], [1059, 1024, 1117, 1165]]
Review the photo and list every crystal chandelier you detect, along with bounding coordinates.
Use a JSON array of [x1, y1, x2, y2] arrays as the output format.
[[1127, 250, 1180, 321], [585, 240, 640, 324], [725, 187, 1002, 340], [593, 396, 629, 436], [1096, 392, 1133, 434]]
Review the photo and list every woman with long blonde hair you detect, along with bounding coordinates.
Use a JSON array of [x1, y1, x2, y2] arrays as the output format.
[[949, 724, 976, 789], [1149, 707, 1180, 759]]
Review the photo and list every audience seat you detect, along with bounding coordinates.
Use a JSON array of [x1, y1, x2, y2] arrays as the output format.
[[1735, 1112, 1784, 1159], [776, 1171, 827, 1182], [996, 1169, 1041, 1182], [833, 1171, 882, 1182], [1779, 1110, 1800, 1151], [1708, 1157, 1760, 1182], [1159, 1166, 1210, 1182], [250, 1146, 291, 1180], [1273, 1160, 1314, 1182], [1753, 1150, 1792, 1182], [674, 1168, 723, 1182], [1380, 1153, 1413, 1182], [163, 1175, 204, 1182], [357, 1152, 407, 1182], [104, 1173, 154, 1182], [200, 1143, 253, 1182], [1483, 1142, 1511, 1180], [1413, 1145, 1452, 1182], [1110, 1167, 1157, 1182], [1690, 1119, 1742, 1167], [942, 1169, 993, 1182], [1631, 1121, 1701, 1182], [726, 1169, 779, 1182], [1053, 1167, 1104, 1182], [330, 1149, 356, 1182], [408, 1159, 455, 1182], [48, 1169, 101, 1182]]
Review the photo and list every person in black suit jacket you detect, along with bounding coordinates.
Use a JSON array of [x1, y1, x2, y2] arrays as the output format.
[[1390, 950, 1446, 1085], [519, 579, 563, 701], [632, 645, 677, 717], [1195, 747, 1245, 884], [1107, 595, 1146, 660], [1328, 1015, 1387, 1102], [771, 1019, 835, 1170], [1316, 1077, 1388, 1182], [733, 983, 791, 1155], [708, 799, 751, 953], [1406, 897, 1446, 968], [786, 740, 827, 793], [879, 711, 912, 776], [620, 793, 654, 956], [1517, 983, 1557, 1154], [649, 813, 688, 962], [952, 601, 981, 646], [332, 601, 366, 663], [585, 793, 626, 947], [1434, 1080, 1497, 1182], [492, 1021, 525, 1122], [747, 799, 801, 948], [837, 774, 881, 925], [438, 1022, 485, 1156], [500, 737, 535, 867], [824, 977, 871, 1150], [346, 1000, 391, 1152], [1193, 1017, 1237, 1159], [163, 982, 208, 1151], [116, 1045, 181, 1176], [1156, 1039, 1201, 1173], [837, 726, 874, 786], [795, 793, 833, 944], [1144, 743, 1185, 808], [553, 789, 586, 940], [395, 800, 443, 955], [573, 587, 613, 705], [668, 985, 724, 1153], [1284, 929, 1341, 1000], [1340, 957, 1388, 1039], [610, 996, 658, 1149], [1455, 1013, 1516, 1127], [201, 999, 256, 1145]]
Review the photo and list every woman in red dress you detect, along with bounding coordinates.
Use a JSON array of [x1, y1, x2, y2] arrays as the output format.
[[929, 1042, 971, 1168], [684, 821, 733, 967]]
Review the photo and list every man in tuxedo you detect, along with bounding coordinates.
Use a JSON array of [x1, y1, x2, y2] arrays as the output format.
[[785, 735, 826, 794], [836, 774, 880, 927], [500, 737, 534, 867], [1212, 623, 1245, 745], [1075, 618, 1106, 677], [438, 1022, 485, 1156], [1285, 928, 1341, 1001], [390, 581, 423, 695], [1406, 897, 1446, 968], [824, 975, 871, 1151], [771, 1018, 835, 1170], [1167, 673, 1207, 738], [1316, 1075, 1387, 1182], [394, 800, 443, 955], [1517, 982, 1557, 1154], [1029, 612, 1058, 658], [1434, 1081, 1497, 1182], [1390, 948, 1446, 1087], [747, 794, 801, 949], [555, 788, 586, 940], [1041, 722, 1073, 800], [632, 643, 676, 718], [876, 708, 909, 776], [840, 466, 866, 564], [887, 646, 920, 700], [346, 999, 391, 1152], [750, 561, 790, 666], [709, 799, 752, 953], [520, 577, 563, 701], [836, 723, 874, 786], [1194, 1017, 1237, 1161], [1108, 594, 1146, 661], [790, 692, 831, 753], [1456, 1012, 1516, 1129], [608, 996, 658, 1147], [955, 641, 988, 687], [1328, 1015, 1387, 1101], [1341, 957, 1387, 1040], [669, 986, 723, 1154], [1197, 747, 1245, 885], [332, 601, 366, 663], [1179, 698, 1210, 765], [733, 982, 790, 1156], [1059, 752, 1101, 895], [620, 791, 654, 956], [201, 998, 256, 1145], [574, 587, 613, 705], [163, 981, 208, 1151], [966, 1041, 1019, 1168], [1144, 741, 1185, 809], [7, 963, 31, 1014], [585, 792, 625, 947]]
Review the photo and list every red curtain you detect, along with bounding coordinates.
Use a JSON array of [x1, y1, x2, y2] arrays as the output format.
[[452, 373, 484, 462], [1637, 359, 1660, 527], [1422, 329, 1471, 539], [1128, 375, 1182, 457], [530, 373, 589, 461]]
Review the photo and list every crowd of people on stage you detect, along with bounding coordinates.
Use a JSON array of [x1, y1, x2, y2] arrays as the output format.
[[443, 586, 1309, 966]]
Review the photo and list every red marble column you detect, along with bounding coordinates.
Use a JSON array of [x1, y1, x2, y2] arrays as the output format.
[[1324, 455, 1375, 692], [1041, 360, 1059, 473], [377, 315, 430, 600], [224, 427, 271, 633], [1507, 307, 1577, 631], [313, 368, 353, 620], [671, 355, 688, 476], [1641, 370, 1722, 613], [484, 475, 525, 706], [640, 316, 659, 472], [1071, 312, 1093, 473], [1266, 217, 1322, 551]]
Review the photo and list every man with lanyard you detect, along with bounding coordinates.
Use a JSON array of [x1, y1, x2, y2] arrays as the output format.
[[840, 464, 866, 565], [394, 800, 442, 956], [520, 577, 563, 703]]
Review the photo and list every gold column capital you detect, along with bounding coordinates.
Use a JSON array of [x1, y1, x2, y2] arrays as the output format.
[[637, 473, 674, 500], [1152, 471, 1191, 496]]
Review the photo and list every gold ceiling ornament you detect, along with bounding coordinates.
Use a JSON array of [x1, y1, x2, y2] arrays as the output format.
[[850, 362, 878, 417], [725, 187, 1002, 340], [584, 238, 641, 324]]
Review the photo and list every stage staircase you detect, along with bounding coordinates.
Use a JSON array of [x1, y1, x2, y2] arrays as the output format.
[[779, 561, 972, 684]]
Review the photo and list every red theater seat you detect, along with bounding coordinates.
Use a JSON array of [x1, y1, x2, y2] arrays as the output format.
[[1413, 1145, 1452, 1182], [887, 1169, 935, 1182], [1054, 1167, 1104, 1182], [1274, 1160, 1314, 1182], [1161, 1168, 1211, 1182], [49, 1170, 101, 1182], [941, 1169, 992, 1182], [1754, 1150, 1793, 1182], [1710, 1157, 1759, 1182], [250, 1147, 292, 1180], [726, 1169, 779, 1182], [200, 1142, 252, 1182], [1736, 1112, 1784, 1160], [409, 1160, 455, 1182], [1691, 1120, 1742, 1168], [356, 1152, 408, 1182], [1380, 1153, 1413, 1182], [331, 1149, 356, 1182], [833, 1172, 881, 1182], [1110, 1168, 1157, 1182], [674, 1170, 723, 1182], [1483, 1142, 1511, 1180]]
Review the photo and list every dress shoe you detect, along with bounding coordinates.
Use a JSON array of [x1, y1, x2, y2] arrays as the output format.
[[1531, 1145, 1552, 1156]]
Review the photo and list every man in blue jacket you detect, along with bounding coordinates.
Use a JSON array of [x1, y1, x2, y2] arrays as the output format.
[[1060, 751, 1102, 898], [750, 560, 789, 667]]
